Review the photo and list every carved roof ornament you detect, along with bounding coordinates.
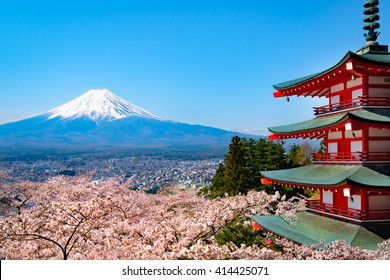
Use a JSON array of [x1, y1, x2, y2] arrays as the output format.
[[363, 0, 380, 44]]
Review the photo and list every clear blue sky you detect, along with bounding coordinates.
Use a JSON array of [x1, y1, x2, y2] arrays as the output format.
[[1, 0, 389, 135]]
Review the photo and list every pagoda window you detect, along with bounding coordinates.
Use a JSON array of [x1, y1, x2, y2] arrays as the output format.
[[328, 142, 338, 158], [351, 141, 363, 156], [345, 129, 362, 139], [348, 195, 362, 210], [352, 89, 363, 106], [322, 190, 333, 205], [328, 131, 343, 140], [369, 128, 390, 137], [369, 195, 390, 211], [329, 95, 340, 111], [330, 95, 340, 104], [331, 83, 344, 93], [368, 88, 389, 98], [346, 77, 362, 89], [368, 76, 390, 85], [366, 87, 390, 107], [369, 140, 389, 152]]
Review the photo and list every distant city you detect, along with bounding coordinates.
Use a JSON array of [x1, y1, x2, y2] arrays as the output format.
[[1, 155, 222, 192]]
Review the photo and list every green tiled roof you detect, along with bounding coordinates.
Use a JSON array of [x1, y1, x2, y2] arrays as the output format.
[[268, 109, 390, 134], [268, 113, 346, 134], [273, 72, 321, 90], [351, 108, 390, 122], [273, 51, 390, 90], [252, 212, 385, 250], [260, 164, 390, 188], [348, 164, 390, 187]]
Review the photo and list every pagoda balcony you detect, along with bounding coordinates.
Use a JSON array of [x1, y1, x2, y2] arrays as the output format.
[[311, 152, 390, 163], [313, 96, 390, 115], [306, 200, 390, 222]]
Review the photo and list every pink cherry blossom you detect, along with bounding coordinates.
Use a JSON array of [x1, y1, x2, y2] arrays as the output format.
[[0, 174, 388, 260]]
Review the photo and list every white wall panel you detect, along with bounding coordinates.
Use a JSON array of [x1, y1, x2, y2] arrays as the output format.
[[323, 190, 333, 205]]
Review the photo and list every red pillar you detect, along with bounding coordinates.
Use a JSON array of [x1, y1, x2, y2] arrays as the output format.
[[360, 190, 369, 219]]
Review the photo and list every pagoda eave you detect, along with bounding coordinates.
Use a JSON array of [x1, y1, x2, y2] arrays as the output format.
[[261, 177, 390, 195], [268, 109, 390, 140], [261, 177, 347, 190], [273, 51, 390, 98], [260, 164, 390, 189], [273, 69, 352, 98]]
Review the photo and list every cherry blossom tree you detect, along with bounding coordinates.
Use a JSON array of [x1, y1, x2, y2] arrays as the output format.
[[0, 174, 388, 260], [0, 176, 113, 259]]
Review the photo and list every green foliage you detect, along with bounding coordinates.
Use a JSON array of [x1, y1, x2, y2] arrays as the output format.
[[221, 136, 250, 196], [205, 136, 289, 198], [288, 144, 301, 167], [288, 141, 314, 167], [204, 163, 225, 197], [203, 137, 321, 199], [267, 185, 298, 198], [215, 218, 285, 253], [318, 140, 326, 153], [215, 219, 265, 247], [145, 187, 158, 194], [303, 189, 320, 199]]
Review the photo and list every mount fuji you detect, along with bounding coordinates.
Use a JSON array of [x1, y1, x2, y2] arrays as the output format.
[[0, 89, 252, 152], [47, 89, 163, 121]]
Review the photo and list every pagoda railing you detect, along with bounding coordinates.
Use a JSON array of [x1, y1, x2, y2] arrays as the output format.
[[363, 151, 390, 161], [313, 96, 390, 115], [360, 96, 390, 107], [311, 152, 390, 162], [306, 200, 390, 221]]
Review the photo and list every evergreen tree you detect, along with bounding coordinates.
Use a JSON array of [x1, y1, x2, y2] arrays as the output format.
[[205, 163, 225, 197], [221, 136, 249, 196], [318, 139, 326, 153], [205, 136, 289, 198]]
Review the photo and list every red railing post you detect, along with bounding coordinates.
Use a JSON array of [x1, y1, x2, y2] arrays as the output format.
[[311, 151, 390, 163], [306, 199, 390, 221], [313, 96, 390, 115]]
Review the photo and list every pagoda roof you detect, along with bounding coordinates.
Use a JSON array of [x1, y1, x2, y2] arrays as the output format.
[[252, 212, 385, 250], [268, 108, 390, 139], [260, 164, 390, 188], [273, 51, 390, 97]]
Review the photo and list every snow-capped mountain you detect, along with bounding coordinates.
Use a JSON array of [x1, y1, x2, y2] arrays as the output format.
[[48, 89, 162, 121], [0, 89, 254, 152]]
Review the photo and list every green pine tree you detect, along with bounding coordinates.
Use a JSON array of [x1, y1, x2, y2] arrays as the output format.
[[222, 136, 249, 196], [205, 137, 290, 198], [205, 162, 225, 197]]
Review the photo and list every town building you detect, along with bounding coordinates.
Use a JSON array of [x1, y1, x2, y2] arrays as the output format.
[[252, 0, 390, 250]]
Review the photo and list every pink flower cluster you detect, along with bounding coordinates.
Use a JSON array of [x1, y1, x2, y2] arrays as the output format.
[[0, 174, 388, 260]]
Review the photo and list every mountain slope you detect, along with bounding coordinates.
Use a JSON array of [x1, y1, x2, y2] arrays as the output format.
[[0, 89, 253, 151], [48, 89, 162, 121]]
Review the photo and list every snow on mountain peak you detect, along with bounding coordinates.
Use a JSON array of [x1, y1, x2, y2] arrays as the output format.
[[48, 89, 162, 121]]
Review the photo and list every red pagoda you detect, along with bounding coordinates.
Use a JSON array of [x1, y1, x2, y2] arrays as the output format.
[[253, 0, 390, 250]]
